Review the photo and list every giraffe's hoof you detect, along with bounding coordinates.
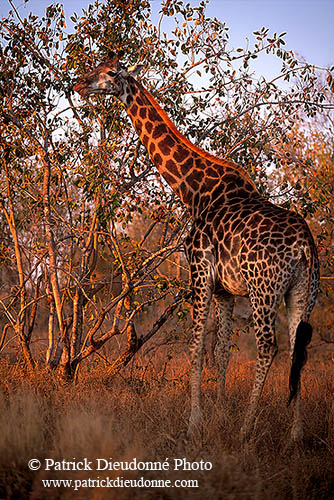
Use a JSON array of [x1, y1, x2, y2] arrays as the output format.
[[291, 425, 304, 443], [240, 420, 253, 444], [216, 386, 226, 406], [187, 408, 203, 438], [240, 427, 248, 444]]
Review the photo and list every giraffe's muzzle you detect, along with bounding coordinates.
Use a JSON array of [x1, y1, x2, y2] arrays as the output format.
[[73, 81, 88, 97]]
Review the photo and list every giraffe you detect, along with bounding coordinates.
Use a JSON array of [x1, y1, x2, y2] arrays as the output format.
[[73, 53, 319, 441]]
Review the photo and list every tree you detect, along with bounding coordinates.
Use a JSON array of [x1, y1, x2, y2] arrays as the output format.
[[0, 0, 333, 378]]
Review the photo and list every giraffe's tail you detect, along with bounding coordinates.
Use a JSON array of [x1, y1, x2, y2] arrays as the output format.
[[287, 320, 313, 406]]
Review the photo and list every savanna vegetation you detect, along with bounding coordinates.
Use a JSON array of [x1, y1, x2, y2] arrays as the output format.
[[0, 0, 333, 498], [0, 354, 334, 499]]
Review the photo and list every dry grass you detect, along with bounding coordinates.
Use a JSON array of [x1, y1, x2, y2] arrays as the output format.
[[0, 350, 333, 500]]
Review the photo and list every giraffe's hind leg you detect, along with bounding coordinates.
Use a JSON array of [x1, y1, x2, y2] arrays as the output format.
[[241, 293, 279, 441], [213, 292, 235, 403], [285, 278, 316, 441]]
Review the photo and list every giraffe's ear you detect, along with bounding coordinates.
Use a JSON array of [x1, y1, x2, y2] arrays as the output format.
[[127, 64, 144, 78], [105, 50, 124, 71], [107, 50, 116, 60]]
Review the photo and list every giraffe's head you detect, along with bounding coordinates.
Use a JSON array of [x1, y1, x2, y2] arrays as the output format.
[[73, 52, 143, 105]]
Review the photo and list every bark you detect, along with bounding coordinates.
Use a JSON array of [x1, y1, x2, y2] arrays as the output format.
[[0, 164, 34, 368], [0, 323, 13, 352], [70, 290, 84, 360], [45, 270, 56, 367], [41, 151, 70, 378]]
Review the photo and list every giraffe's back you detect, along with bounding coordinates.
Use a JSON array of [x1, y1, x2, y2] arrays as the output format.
[[191, 195, 318, 299]]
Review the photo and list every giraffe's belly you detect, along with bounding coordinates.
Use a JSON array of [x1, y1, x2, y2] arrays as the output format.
[[215, 259, 249, 297]]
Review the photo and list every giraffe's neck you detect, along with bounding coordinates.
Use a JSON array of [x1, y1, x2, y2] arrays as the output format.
[[124, 78, 257, 218]]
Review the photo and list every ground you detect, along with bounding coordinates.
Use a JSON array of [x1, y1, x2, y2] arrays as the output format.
[[0, 347, 333, 500]]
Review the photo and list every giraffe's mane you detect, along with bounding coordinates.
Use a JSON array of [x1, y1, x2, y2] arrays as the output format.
[[139, 83, 257, 190]]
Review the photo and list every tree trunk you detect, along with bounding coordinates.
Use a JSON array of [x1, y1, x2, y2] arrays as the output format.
[[42, 151, 71, 379], [0, 163, 34, 368]]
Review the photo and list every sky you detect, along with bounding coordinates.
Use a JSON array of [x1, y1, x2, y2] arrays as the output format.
[[1, 0, 333, 81]]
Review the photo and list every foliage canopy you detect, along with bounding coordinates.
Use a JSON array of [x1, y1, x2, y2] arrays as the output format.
[[0, 0, 333, 377]]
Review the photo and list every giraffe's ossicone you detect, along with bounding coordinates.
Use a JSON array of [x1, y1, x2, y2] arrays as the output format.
[[74, 53, 319, 442]]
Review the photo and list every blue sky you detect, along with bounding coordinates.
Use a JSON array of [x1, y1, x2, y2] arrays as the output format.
[[2, 0, 333, 79]]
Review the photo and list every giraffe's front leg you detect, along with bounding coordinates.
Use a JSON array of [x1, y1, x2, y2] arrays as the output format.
[[213, 292, 235, 403], [188, 284, 212, 437]]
